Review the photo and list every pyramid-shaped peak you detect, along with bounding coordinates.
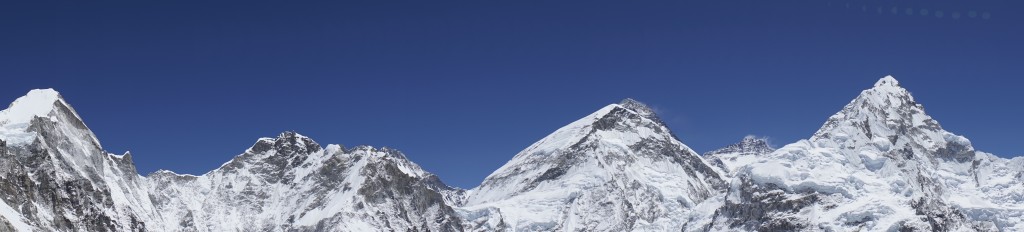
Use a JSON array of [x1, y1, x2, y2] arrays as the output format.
[[810, 76, 969, 160], [816, 76, 924, 131], [854, 75, 915, 106], [739, 135, 770, 147], [874, 75, 900, 88]]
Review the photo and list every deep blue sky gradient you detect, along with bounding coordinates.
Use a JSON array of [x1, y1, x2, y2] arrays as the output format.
[[2, 0, 1021, 188]]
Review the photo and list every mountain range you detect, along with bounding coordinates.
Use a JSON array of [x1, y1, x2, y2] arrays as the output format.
[[1, 76, 1021, 231]]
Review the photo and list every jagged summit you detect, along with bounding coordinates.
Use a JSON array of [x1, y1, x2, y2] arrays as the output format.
[[874, 75, 900, 87], [862, 75, 913, 101], [248, 131, 322, 153], [812, 75, 931, 140], [704, 135, 773, 156], [810, 75, 977, 163], [0, 88, 148, 231], [617, 98, 657, 118]]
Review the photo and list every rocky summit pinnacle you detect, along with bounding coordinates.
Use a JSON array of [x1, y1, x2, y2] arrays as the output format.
[[874, 75, 900, 87], [812, 75, 927, 141], [269, 131, 322, 154], [704, 135, 773, 157], [618, 98, 657, 118]]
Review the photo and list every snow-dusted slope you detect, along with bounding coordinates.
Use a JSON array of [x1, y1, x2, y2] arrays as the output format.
[[463, 99, 722, 231], [693, 76, 1024, 231]]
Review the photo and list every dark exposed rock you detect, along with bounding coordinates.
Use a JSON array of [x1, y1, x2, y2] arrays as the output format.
[[711, 176, 819, 231]]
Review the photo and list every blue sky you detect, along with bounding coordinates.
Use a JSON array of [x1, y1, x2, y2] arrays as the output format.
[[2, 0, 1021, 188]]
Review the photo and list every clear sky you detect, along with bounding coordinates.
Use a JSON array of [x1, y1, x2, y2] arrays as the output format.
[[2, 0, 1021, 188]]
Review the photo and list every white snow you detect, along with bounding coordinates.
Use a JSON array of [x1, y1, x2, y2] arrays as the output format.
[[0, 89, 64, 145], [0, 89, 62, 125], [0, 198, 32, 231]]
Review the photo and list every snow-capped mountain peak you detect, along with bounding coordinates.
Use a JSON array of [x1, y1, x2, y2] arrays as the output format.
[[814, 75, 924, 141], [464, 98, 721, 231], [0, 89, 67, 124], [0, 89, 154, 231], [697, 76, 1010, 231], [811, 75, 974, 163]]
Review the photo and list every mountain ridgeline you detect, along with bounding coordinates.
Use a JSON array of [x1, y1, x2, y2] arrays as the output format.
[[1, 76, 1022, 231]]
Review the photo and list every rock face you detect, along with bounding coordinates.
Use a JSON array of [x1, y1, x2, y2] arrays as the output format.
[[0, 89, 157, 231], [2, 76, 1024, 232]]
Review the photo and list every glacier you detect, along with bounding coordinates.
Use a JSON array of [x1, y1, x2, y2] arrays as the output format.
[[1, 76, 1022, 231]]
